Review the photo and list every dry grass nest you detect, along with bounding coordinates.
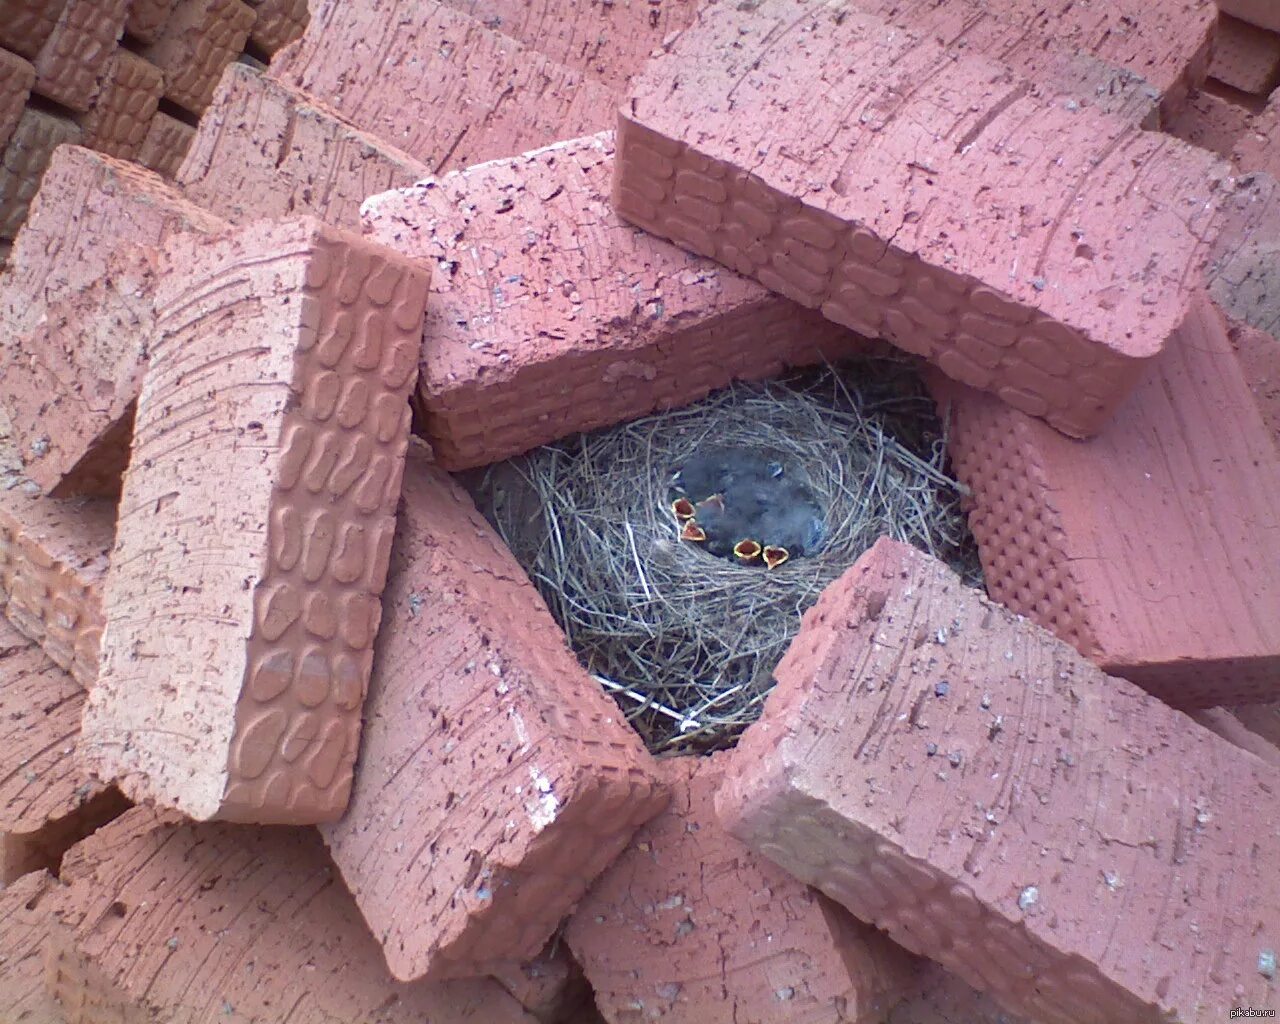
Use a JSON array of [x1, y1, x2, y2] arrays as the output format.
[[466, 355, 983, 754]]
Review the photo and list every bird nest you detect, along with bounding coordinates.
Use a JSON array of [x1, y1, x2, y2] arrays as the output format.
[[465, 355, 982, 754]]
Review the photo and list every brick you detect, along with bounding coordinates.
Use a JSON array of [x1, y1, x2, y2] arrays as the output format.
[[322, 452, 664, 979], [1163, 87, 1254, 158], [566, 754, 918, 1024], [0, 108, 81, 240], [0, 623, 126, 884], [31, 0, 128, 112], [615, 1, 1230, 438], [243, 0, 307, 56], [81, 218, 429, 824], [1188, 708, 1280, 767], [125, 0, 176, 43], [364, 132, 863, 469], [135, 109, 193, 177], [1231, 702, 1280, 749], [1220, 0, 1280, 33], [439, 0, 699, 94], [934, 297, 1280, 706], [142, 0, 255, 114], [0, 870, 62, 1023], [177, 63, 431, 230], [887, 963, 1035, 1024], [1227, 316, 1280, 446], [1210, 14, 1280, 94], [1207, 175, 1280, 338], [0, 147, 224, 496], [269, 0, 617, 171], [717, 537, 1280, 1023], [488, 942, 589, 1024], [47, 808, 538, 1022], [1234, 91, 1280, 178], [0, 0, 66, 60], [77, 49, 165, 160], [0, 47, 34, 154]]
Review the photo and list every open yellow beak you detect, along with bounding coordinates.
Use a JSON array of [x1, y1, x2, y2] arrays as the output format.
[[762, 546, 790, 570], [733, 539, 762, 563], [671, 497, 696, 521], [681, 520, 707, 542]]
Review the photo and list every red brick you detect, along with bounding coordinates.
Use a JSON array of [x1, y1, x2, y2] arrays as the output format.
[[0, 146, 224, 496], [887, 963, 1035, 1024], [82, 219, 428, 825], [1220, 0, 1280, 33], [141, 0, 255, 114], [134, 108, 193, 177], [0, 108, 81, 240], [1232, 702, 1280, 749], [0, 48, 34, 154], [0, 870, 62, 1023], [1227, 316, 1280, 445], [615, 1, 1230, 438], [1189, 707, 1280, 767], [47, 808, 537, 1022], [1163, 87, 1255, 158], [243, 0, 307, 55], [125, 0, 176, 43], [77, 49, 165, 160], [566, 754, 918, 1024], [488, 941, 589, 1023], [438, 0, 699, 94], [268, 0, 616, 171], [177, 62, 431, 230], [364, 132, 863, 469], [717, 537, 1280, 1023], [0, 0, 65, 60], [935, 297, 1280, 706], [1234, 91, 1280, 177], [322, 452, 663, 979], [31, 0, 128, 112], [0, 622, 126, 884], [1211, 14, 1280, 94]]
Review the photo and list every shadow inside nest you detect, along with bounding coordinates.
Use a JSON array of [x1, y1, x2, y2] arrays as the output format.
[[462, 355, 984, 755]]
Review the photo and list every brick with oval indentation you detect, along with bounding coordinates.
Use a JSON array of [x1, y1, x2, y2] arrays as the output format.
[[81, 217, 429, 824]]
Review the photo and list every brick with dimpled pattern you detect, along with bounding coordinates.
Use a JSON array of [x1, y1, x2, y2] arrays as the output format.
[[0, 48, 34, 154], [141, 0, 255, 114], [125, 0, 176, 42], [614, 0, 1232, 438], [716, 537, 1280, 1024], [244, 0, 307, 55], [82, 217, 430, 824], [1210, 15, 1280, 96], [30, 0, 128, 112], [322, 450, 666, 980], [566, 753, 919, 1024], [135, 110, 194, 178], [0, 0, 65, 59], [0, 108, 81, 240], [77, 50, 165, 161], [933, 296, 1280, 707]]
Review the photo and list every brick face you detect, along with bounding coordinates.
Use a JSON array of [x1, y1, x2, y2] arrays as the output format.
[[0, 48, 35, 154], [0, 0, 65, 60], [614, 0, 1231, 438], [142, 0, 255, 114], [31, 0, 129, 112], [0, 870, 62, 1022], [717, 538, 1280, 1023], [77, 49, 165, 160], [135, 110, 194, 177], [82, 218, 429, 824], [0, 108, 81, 240], [1209, 14, 1280, 95]]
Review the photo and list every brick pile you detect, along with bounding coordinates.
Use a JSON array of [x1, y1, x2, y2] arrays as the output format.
[[0, 0, 1277, 1021]]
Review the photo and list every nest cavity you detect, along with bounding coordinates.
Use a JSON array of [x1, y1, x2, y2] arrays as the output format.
[[466, 356, 982, 754]]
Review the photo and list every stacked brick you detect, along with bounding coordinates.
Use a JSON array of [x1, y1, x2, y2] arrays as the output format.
[[613, 0, 1230, 438], [1210, 14, 1280, 96], [0, 870, 62, 1022]]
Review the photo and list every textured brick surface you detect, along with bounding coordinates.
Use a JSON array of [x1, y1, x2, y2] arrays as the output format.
[[142, 0, 255, 113], [1210, 14, 1280, 95], [269, 0, 616, 172], [1189, 708, 1280, 767], [364, 132, 863, 469], [0, 48, 34, 154], [77, 49, 165, 160], [1235, 91, 1280, 178], [615, 1, 1230, 438], [0, 0, 65, 59], [0, 622, 125, 884], [0, 870, 62, 1023], [1228, 316, 1280, 444], [439, 0, 698, 94], [178, 63, 431, 230], [935, 296, 1280, 707], [1232, 702, 1280, 750], [82, 218, 429, 824], [887, 963, 1034, 1024], [717, 538, 1280, 1024], [567, 754, 918, 1024], [125, 0, 176, 43], [0, 108, 81, 240], [244, 0, 307, 55], [47, 808, 538, 1023], [323, 452, 665, 980], [0, 146, 223, 497], [135, 109, 194, 177], [1163, 87, 1254, 158], [488, 942, 588, 1024], [31, 0, 128, 112], [1220, 0, 1280, 33]]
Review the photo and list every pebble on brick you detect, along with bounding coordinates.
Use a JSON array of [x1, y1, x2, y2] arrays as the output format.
[[566, 754, 918, 1024], [30, 0, 128, 112], [0, 108, 81, 240], [141, 0, 255, 114], [716, 537, 1280, 1023], [933, 297, 1280, 708], [363, 132, 862, 470], [177, 62, 431, 230], [0, 622, 127, 884], [322, 451, 666, 980], [77, 49, 165, 160], [0, 48, 34, 154], [81, 217, 430, 824], [0, 146, 224, 497], [46, 808, 538, 1022], [268, 0, 616, 171], [613, 0, 1231, 438]]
